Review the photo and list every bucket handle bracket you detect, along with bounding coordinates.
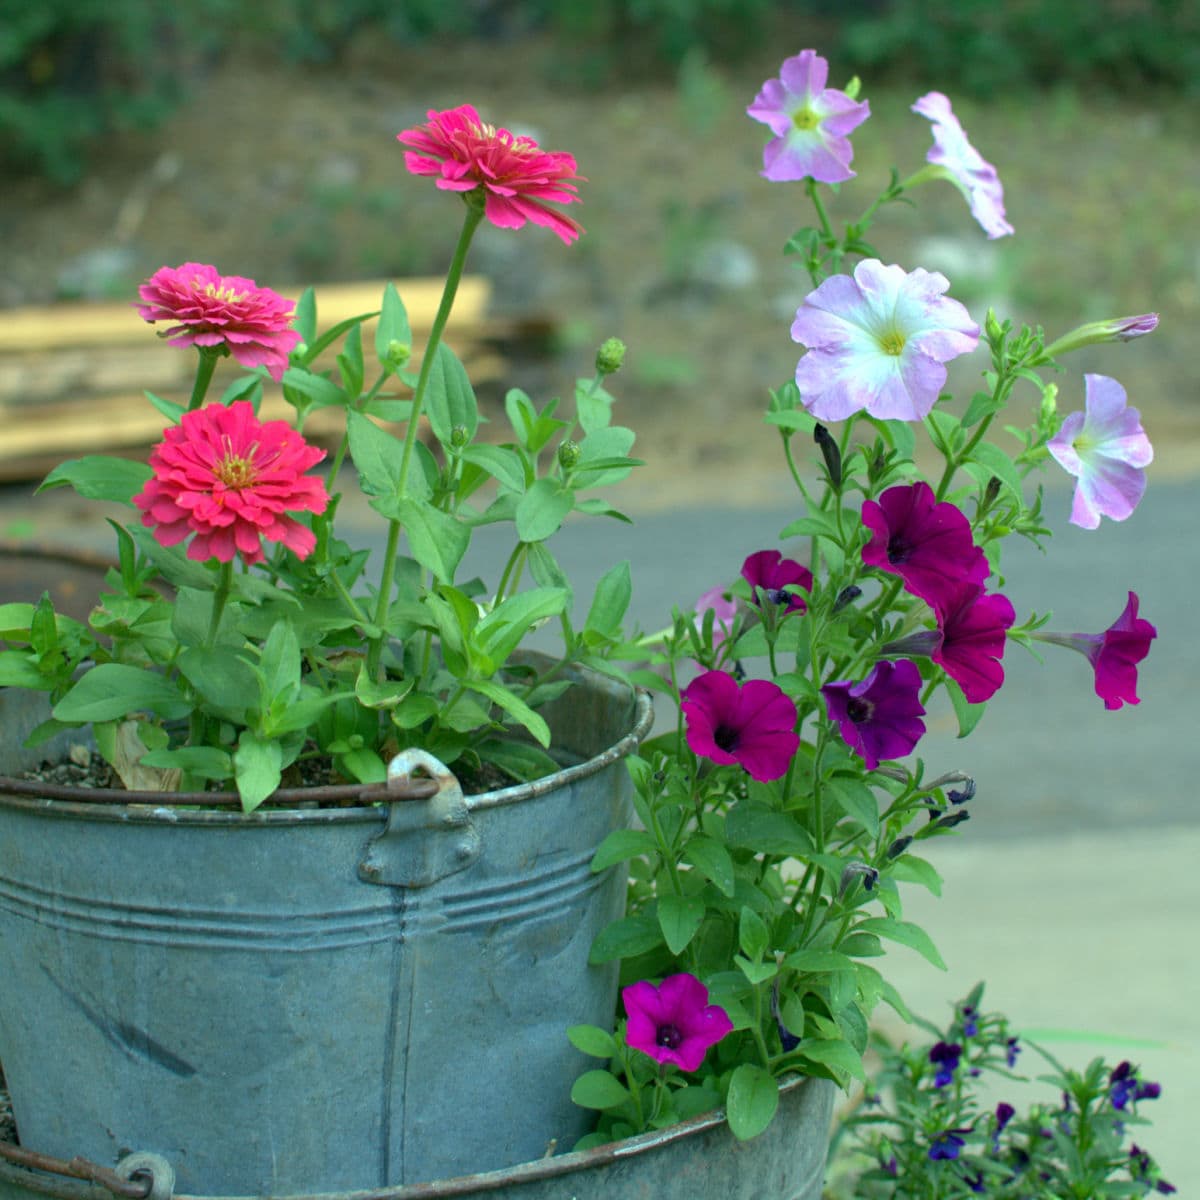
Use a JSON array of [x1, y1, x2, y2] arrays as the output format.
[[358, 749, 481, 887]]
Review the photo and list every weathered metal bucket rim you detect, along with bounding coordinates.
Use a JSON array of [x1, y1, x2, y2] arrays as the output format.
[[0, 1074, 824, 1200], [0, 688, 652, 825]]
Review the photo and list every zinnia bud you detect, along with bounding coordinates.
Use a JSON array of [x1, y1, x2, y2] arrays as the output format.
[[557, 439, 582, 469], [595, 336, 626, 376]]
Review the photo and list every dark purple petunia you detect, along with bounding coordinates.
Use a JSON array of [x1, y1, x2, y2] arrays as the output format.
[[1005, 1038, 1020, 1069], [929, 1040, 962, 1088], [1035, 592, 1156, 710], [932, 582, 1016, 702], [928, 1128, 970, 1161], [622, 973, 733, 1073], [821, 659, 926, 770], [682, 669, 800, 782], [741, 549, 813, 614], [861, 482, 988, 610]]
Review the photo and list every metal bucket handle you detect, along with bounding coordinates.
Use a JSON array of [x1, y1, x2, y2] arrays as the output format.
[[357, 749, 482, 888]]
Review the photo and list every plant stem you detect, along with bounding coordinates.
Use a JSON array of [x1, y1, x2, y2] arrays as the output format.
[[206, 561, 234, 647], [188, 348, 222, 411]]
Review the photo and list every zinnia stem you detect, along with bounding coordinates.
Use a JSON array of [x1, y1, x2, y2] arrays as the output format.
[[367, 203, 484, 677], [207, 561, 234, 646], [188, 348, 222, 412]]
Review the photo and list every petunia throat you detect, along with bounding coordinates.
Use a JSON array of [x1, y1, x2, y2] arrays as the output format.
[[655, 1023, 684, 1049]]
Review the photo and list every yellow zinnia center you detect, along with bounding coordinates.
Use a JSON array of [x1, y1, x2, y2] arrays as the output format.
[[199, 282, 246, 304], [880, 331, 906, 356], [215, 447, 258, 490]]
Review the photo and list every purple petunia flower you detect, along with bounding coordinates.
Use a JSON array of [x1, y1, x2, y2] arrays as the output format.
[[862, 482, 989, 610], [746, 50, 870, 184], [741, 549, 813, 615], [1035, 592, 1156, 710], [682, 669, 800, 782], [911, 92, 1013, 239], [928, 1127, 970, 1161], [622, 973, 733, 1073], [932, 582, 1016, 703], [1005, 1037, 1020, 1069], [791, 259, 980, 423], [1047, 374, 1153, 530], [929, 1041, 962, 1088], [822, 659, 927, 770]]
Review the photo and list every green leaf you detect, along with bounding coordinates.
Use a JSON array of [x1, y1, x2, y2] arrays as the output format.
[[473, 737, 559, 783], [53, 665, 190, 723], [657, 894, 705, 955], [945, 678, 988, 737], [567, 1024, 618, 1059], [38, 457, 151, 504], [375, 283, 412, 365], [963, 440, 1024, 501], [725, 804, 815, 856], [474, 587, 570, 665], [504, 387, 537, 446], [336, 321, 364, 398], [234, 730, 283, 812], [888, 854, 943, 896], [464, 678, 551, 747], [516, 478, 574, 543], [425, 343, 479, 446], [797, 1037, 866, 1082], [569, 1069, 630, 1110], [177, 646, 258, 712], [590, 828, 658, 872], [683, 835, 735, 898], [961, 390, 1003, 429], [293, 286, 317, 344], [925, 409, 963, 455], [783, 949, 856, 974], [854, 917, 946, 970], [298, 310, 377, 365], [0, 650, 51, 688], [588, 913, 664, 964], [726, 1065, 779, 1141], [139, 746, 233, 780], [738, 905, 769, 961], [777, 512, 841, 543], [735, 955, 779, 985], [347, 410, 403, 497], [584, 561, 631, 641], [823, 775, 879, 836], [525, 541, 574, 604], [280, 366, 346, 411], [393, 497, 469, 583], [575, 379, 614, 433], [459, 444, 528, 494], [256, 619, 301, 703], [144, 390, 185, 424], [573, 425, 637, 488]]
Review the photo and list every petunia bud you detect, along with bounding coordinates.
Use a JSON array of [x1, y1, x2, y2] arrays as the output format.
[[813, 423, 842, 489], [595, 337, 626, 376], [1042, 313, 1159, 359], [983, 476, 1002, 508], [886, 835, 913, 859], [832, 584, 862, 615], [557, 439, 581, 470]]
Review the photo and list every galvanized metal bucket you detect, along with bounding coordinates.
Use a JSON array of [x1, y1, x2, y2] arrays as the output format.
[[0, 1073, 834, 1200], [0, 662, 653, 1197]]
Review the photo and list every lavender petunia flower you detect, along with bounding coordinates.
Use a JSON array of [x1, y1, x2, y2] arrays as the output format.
[[1048, 373, 1153, 530], [747, 50, 870, 184], [741, 549, 813, 614], [822, 659, 927, 770], [792, 259, 980, 422], [692, 585, 737, 655], [1036, 592, 1156, 711], [682, 669, 799, 782], [622, 973, 733, 1073], [912, 92, 1014, 239], [862, 482, 988, 610]]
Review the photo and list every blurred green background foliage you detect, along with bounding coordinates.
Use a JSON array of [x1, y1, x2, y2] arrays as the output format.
[[4, 0, 1199, 184]]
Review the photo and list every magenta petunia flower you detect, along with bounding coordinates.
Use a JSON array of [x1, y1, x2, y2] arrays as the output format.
[[822, 659, 927, 770], [136, 263, 302, 382], [134, 400, 329, 565], [682, 669, 799, 783], [623, 973, 733, 1073], [911, 92, 1013, 239], [861, 482, 989, 610], [1047, 374, 1153, 530], [746, 49, 870, 184], [741, 549, 814, 615], [693, 585, 738, 654], [791, 259, 980, 422], [397, 104, 583, 244], [931, 583, 1016, 703], [1036, 592, 1156, 710]]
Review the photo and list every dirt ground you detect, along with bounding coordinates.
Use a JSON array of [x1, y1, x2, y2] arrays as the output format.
[[4, 30, 1198, 511]]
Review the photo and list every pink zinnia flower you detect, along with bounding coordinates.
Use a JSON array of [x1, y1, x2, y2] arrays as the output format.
[[741, 549, 813, 615], [623, 974, 733, 1073], [134, 400, 329, 565], [682, 669, 799, 783], [1036, 592, 1156, 710], [861, 482, 989, 610], [791, 259, 980, 422], [1047, 374, 1153, 530], [136, 263, 301, 382], [747, 50, 870, 184], [822, 659, 927, 770], [911, 92, 1013, 239], [397, 104, 583, 244]]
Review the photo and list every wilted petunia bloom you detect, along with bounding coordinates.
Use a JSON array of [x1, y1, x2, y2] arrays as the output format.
[[134, 400, 329, 565], [821, 659, 927, 770], [741, 549, 813, 614], [792, 259, 980, 422], [1034, 592, 1157, 710], [622, 973, 733, 1072], [397, 104, 583, 244], [927, 1128, 970, 1161], [136, 263, 301, 381], [911, 92, 1013, 239], [861, 482, 988, 610], [746, 49, 870, 184], [931, 582, 1016, 703], [1047, 374, 1153, 530], [682, 669, 799, 782]]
